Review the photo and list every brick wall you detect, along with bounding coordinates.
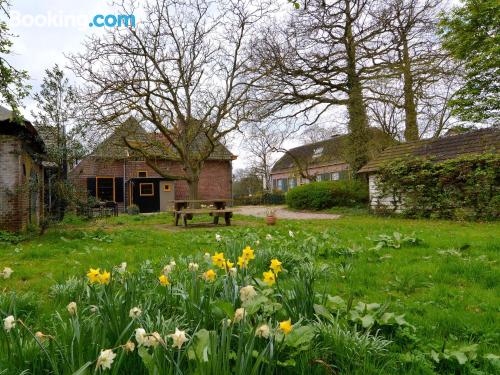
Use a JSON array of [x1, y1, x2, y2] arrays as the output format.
[[0, 135, 44, 232], [69, 157, 233, 211]]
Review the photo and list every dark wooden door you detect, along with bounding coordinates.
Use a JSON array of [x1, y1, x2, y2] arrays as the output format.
[[132, 179, 160, 213]]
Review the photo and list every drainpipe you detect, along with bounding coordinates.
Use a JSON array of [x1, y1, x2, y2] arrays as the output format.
[[124, 151, 129, 213]]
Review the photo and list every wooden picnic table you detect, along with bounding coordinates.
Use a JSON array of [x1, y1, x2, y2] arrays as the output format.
[[171, 199, 233, 227]]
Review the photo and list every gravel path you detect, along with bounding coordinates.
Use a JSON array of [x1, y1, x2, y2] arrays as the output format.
[[235, 205, 340, 220]]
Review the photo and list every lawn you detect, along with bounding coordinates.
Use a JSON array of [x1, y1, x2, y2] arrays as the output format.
[[1, 211, 499, 373]]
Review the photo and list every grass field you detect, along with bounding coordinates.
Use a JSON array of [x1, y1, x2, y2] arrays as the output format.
[[1, 211, 499, 373]]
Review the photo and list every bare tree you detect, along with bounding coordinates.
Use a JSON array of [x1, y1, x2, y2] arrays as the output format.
[[253, 0, 395, 172], [69, 0, 272, 199], [367, 0, 455, 140]]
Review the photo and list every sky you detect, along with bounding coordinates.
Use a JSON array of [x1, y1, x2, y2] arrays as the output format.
[[5, 0, 462, 171]]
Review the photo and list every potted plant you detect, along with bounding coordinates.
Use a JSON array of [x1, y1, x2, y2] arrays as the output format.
[[265, 207, 277, 225]]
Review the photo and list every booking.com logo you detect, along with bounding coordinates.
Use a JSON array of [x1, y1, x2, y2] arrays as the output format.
[[89, 14, 136, 28]]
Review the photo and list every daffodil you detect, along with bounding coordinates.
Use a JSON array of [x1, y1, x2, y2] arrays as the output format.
[[215, 233, 222, 242], [224, 259, 234, 269], [188, 262, 199, 272], [270, 259, 282, 274], [129, 307, 142, 318], [240, 285, 257, 302], [204, 252, 211, 263], [35, 331, 47, 342], [229, 267, 237, 277], [123, 341, 135, 353], [99, 271, 111, 285], [237, 256, 248, 269], [234, 307, 246, 323], [159, 274, 170, 286], [96, 349, 116, 370], [203, 269, 216, 282], [266, 234, 273, 240], [279, 319, 293, 335], [255, 324, 270, 338], [116, 262, 127, 274], [135, 328, 147, 346], [242, 246, 255, 260], [86, 268, 100, 284], [67, 302, 77, 316], [212, 252, 226, 268], [1, 267, 13, 279], [170, 328, 188, 349], [3, 315, 15, 332], [263, 270, 276, 286], [288, 230, 294, 238]]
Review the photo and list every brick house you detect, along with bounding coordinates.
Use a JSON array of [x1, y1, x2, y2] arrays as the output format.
[[69, 118, 235, 213], [0, 106, 46, 232], [358, 128, 500, 211], [271, 129, 393, 192]]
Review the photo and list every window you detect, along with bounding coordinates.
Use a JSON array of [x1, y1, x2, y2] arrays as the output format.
[[163, 184, 171, 192], [289, 178, 297, 189], [139, 183, 154, 196], [277, 178, 288, 192], [137, 170, 148, 177], [331, 172, 340, 181], [96, 177, 115, 201], [319, 173, 331, 181], [313, 147, 323, 158]]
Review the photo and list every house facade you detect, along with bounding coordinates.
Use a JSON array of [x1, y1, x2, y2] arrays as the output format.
[[271, 130, 393, 192], [358, 128, 500, 211], [69, 118, 235, 213], [0, 107, 46, 232]]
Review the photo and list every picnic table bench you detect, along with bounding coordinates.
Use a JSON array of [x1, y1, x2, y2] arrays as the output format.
[[171, 199, 233, 227]]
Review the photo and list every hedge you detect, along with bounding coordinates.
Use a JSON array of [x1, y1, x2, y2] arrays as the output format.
[[375, 153, 500, 221], [234, 192, 286, 206], [286, 180, 369, 210]]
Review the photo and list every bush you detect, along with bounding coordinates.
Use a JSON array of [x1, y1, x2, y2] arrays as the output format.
[[376, 153, 500, 221], [286, 180, 369, 210], [127, 204, 140, 215]]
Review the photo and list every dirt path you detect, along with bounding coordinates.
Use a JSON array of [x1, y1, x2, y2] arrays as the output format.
[[235, 205, 340, 220]]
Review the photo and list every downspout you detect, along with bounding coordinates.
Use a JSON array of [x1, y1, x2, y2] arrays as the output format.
[[123, 151, 128, 213]]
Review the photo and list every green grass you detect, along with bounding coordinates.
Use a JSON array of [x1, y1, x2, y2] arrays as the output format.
[[1, 212, 499, 365]]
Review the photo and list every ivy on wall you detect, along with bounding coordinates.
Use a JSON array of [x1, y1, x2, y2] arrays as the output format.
[[375, 154, 500, 221]]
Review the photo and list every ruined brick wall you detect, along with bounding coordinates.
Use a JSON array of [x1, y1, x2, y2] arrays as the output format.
[[0, 135, 44, 232]]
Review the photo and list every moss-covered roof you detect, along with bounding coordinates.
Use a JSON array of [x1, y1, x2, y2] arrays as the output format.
[[91, 117, 235, 161], [271, 128, 394, 173], [358, 128, 500, 173]]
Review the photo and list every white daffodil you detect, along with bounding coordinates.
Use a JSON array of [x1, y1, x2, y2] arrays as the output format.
[[255, 324, 270, 339], [240, 285, 257, 302], [129, 307, 142, 319], [266, 234, 273, 241], [90, 305, 98, 314], [255, 240, 260, 246], [162, 264, 174, 275], [116, 262, 127, 274], [35, 331, 47, 343], [234, 307, 246, 323], [228, 267, 237, 277], [3, 315, 15, 332], [135, 328, 147, 346], [215, 233, 222, 242], [67, 302, 77, 316], [123, 341, 135, 353], [96, 349, 116, 370], [148, 332, 162, 347], [204, 252, 211, 263], [188, 262, 199, 272], [170, 260, 176, 267], [288, 230, 294, 238], [170, 327, 188, 349], [1, 267, 13, 279]]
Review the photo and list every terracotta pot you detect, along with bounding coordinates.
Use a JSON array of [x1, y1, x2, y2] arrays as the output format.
[[266, 215, 277, 225]]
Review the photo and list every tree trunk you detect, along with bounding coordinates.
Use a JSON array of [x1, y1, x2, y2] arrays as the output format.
[[345, 18, 370, 173], [187, 175, 200, 201], [402, 37, 419, 141]]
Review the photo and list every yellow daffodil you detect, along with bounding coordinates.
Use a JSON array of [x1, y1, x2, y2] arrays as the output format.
[[263, 270, 276, 286], [159, 274, 170, 286], [270, 259, 282, 274], [212, 252, 226, 268], [242, 246, 255, 260], [86, 268, 100, 284], [237, 256, 248, 269], [279, 319, 293, 335], [99, 271, 111, 285], [225, 259, 234, 269], [203, 269, 217, 282]]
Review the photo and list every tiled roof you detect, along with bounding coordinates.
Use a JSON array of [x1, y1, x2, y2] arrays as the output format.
[[92, 117, 235, 161], [358, 128, 500, 173], [271, 128, 394, 173], [0, 105, 46, 155]]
